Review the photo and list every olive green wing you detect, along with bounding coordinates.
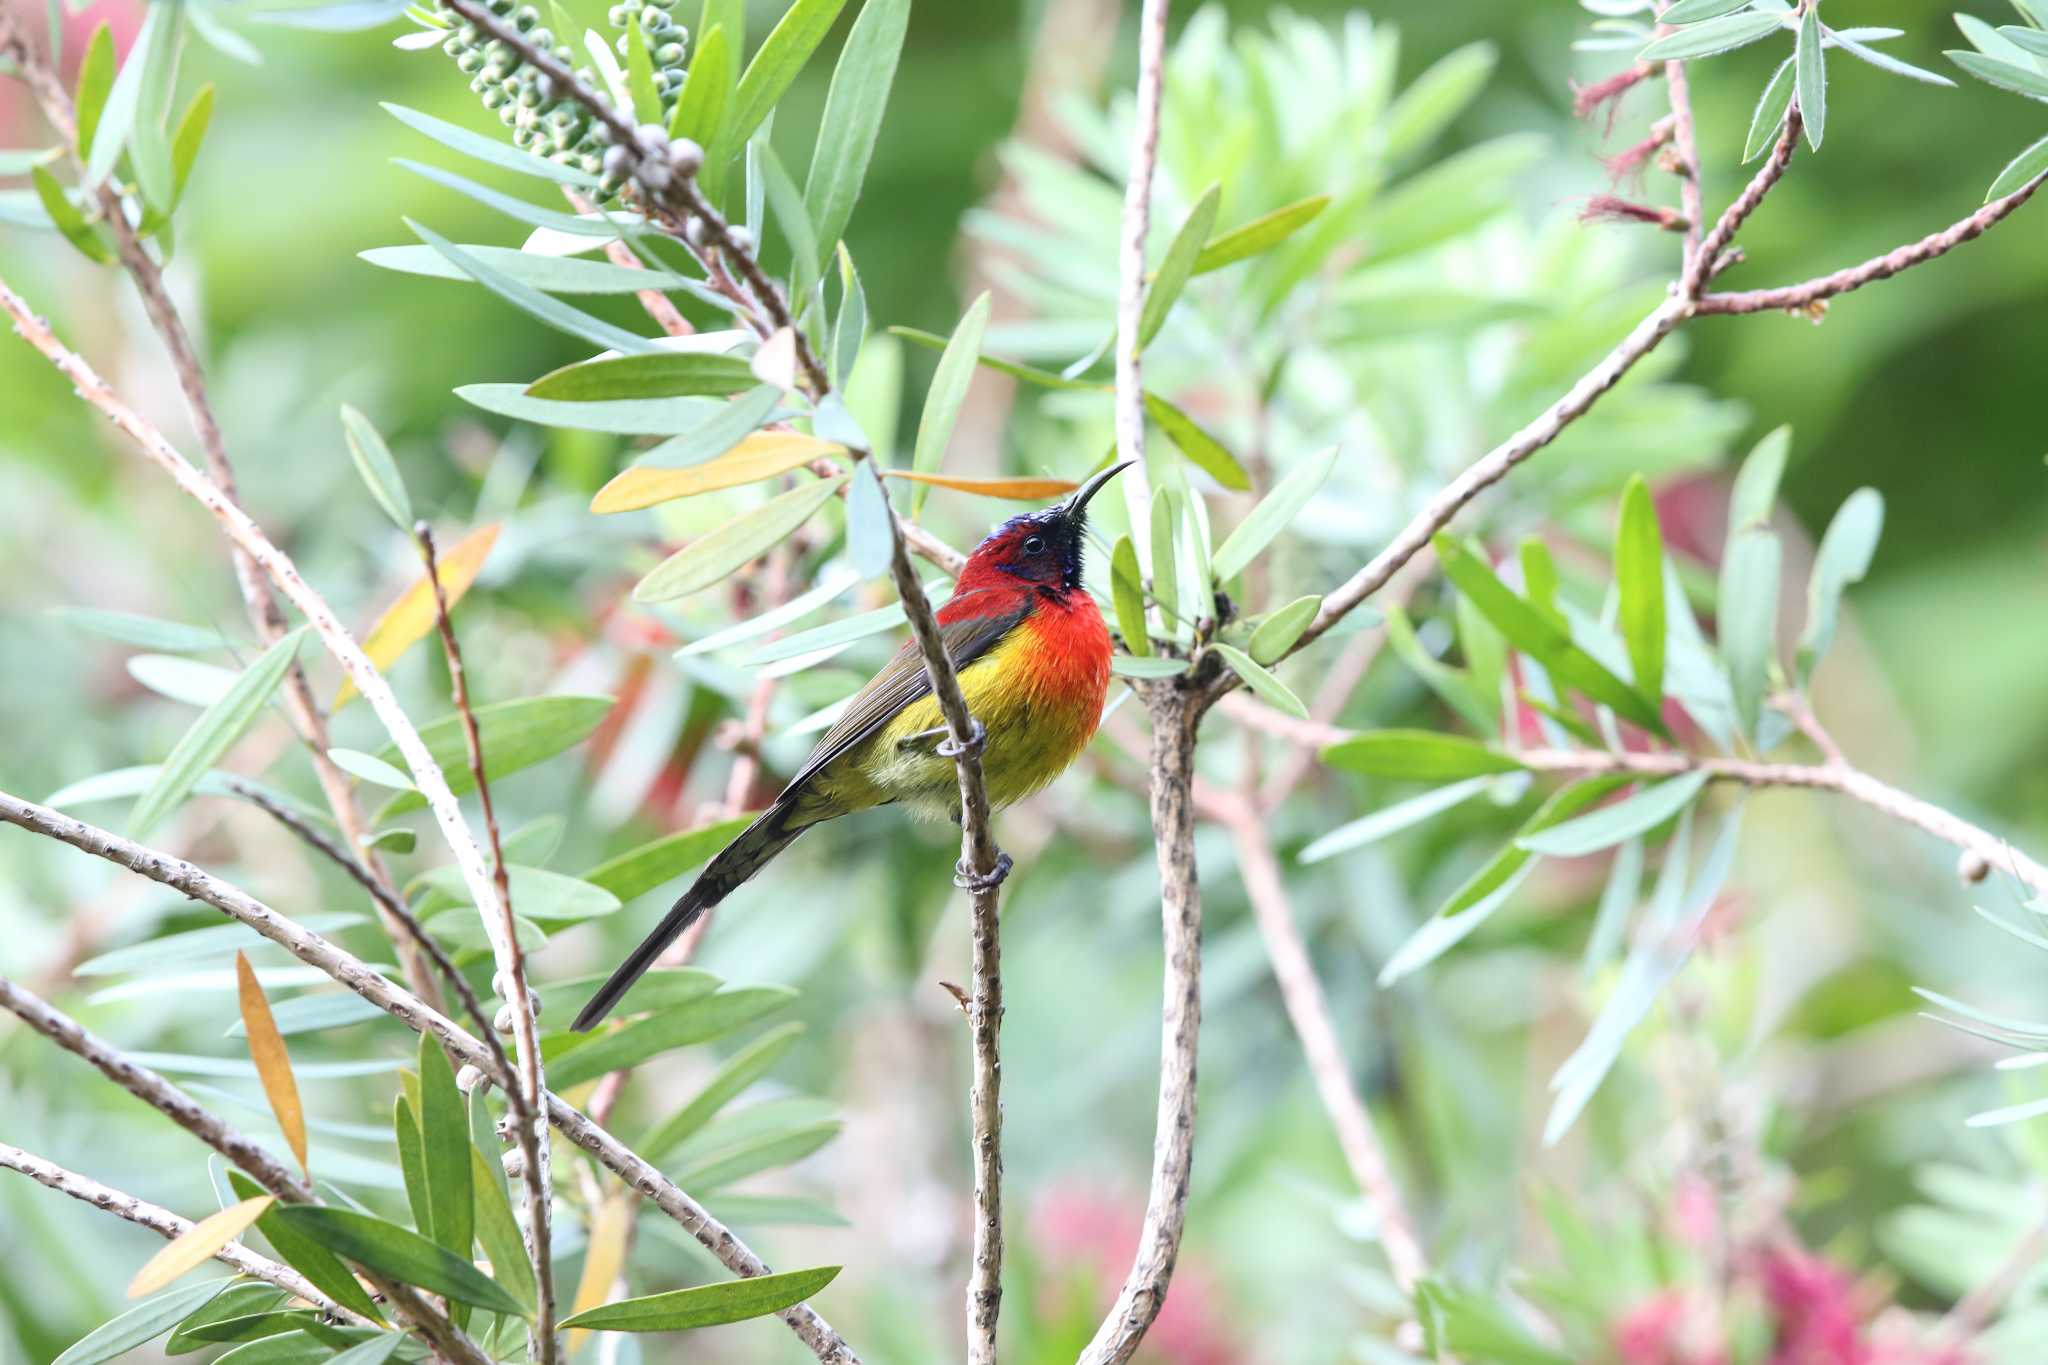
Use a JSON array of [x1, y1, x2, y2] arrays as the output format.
[[785, 597, 1029, 792]]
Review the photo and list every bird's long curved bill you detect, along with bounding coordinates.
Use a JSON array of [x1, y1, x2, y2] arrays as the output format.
[[1065, 461, 1133, 517]]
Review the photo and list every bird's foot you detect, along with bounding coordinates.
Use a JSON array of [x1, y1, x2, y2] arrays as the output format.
[[954, 851, 1013, 894], [936, 717, 987, 759]]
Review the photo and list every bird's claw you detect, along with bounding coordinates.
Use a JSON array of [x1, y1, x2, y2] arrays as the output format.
[[954, 851, 1013, 893], [936, 717, 987, 759]]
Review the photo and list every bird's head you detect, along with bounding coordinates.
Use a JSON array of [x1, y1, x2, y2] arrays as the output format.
[[957, 462, 1132, 594]]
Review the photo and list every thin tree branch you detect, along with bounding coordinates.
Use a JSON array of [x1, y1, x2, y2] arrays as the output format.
[[417, 523, 558, 1365], [1698, 168, 2048, 314], [0, 977, 484, 1362], [1658, 6, 1705, 264], [1685, 108, 1799, 297], [0, 789, 862, 1365], [562, 187, 693, 338], [1110, 0, 1170, 562], [1225, 815, 1428, 1295], [0, 8, 440, 1009], [0, 1143, 344, 1313]]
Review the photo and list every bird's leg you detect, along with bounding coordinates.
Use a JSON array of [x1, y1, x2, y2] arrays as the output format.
[[897, 725, 950, 752], [936, 716, 987, 759], [955, 851, 1013, 893]]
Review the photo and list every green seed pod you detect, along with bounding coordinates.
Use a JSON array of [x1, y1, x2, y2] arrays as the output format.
[[655, 42, 684, 65], [528, 25, 551, 48], [456, 47, 484, 71], [480, 85, 509, 109], [606, 4, 627, 26], [497, 102, 520, 126], [639, 5, 664, 29], [455, 20, 478, 41], [518, 83, 543, 107], [513, 4, 539, 31], [486, 0, 514, 13], [469, 73, 490, 93], [441, 33, 466, 56], [511, 125, 535, 148]]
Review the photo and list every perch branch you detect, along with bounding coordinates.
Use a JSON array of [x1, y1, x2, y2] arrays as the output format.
[[417, 522, 558, 1365], [0, 789, 862, 1365], [0, 1143, 342, 1312], [0, 7, 439, 1008]]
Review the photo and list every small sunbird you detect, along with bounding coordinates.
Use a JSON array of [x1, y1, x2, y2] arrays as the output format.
[[573, 462, 1132, 1031]]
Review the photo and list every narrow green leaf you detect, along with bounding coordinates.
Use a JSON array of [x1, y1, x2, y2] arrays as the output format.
[[888, 327, 1106, 390], [374, 695, 614, 817], [549, 989, 797, 1089], [1638, 10, 1784, 61], [1144, 393, 1251, 491], [729, 0, 852, 148], [73, 24, 116, 162], [1191, 195, 1330, 275], [1435, 535, 1665, 734], [1616, 475, 1665, 706], [361, 243, 691, 294], [756, 137, 819, 292], [535, 968, 720, 1024], [672, 1118, 840, 1190], [1137, 183, 1220, 347], [1796, 487, 1882, 681], [638, 385, 785, 470], [640, 1021, 807, 1161], [671, 21, 732, 146], [1149, 491, 1181, 626], [2002, 23, 2048, 55], [394, 1094, 432, 1233], [1299, 777, 1493, 865], [133, 629, 306, 836], [910, 292, 993, 514], [456, 384, 723, 436], [1248, 595, 1321, 665], [1435, 776, 1634, 921], [52, 1280, 227, 1365], [1719, 529, 1780, 736], [322, 1336, 403, 1365], [1518, 771, 1711, 857], [1729, 426, 1789, 532], [582, 818, 752, 902], [471, 1145, 536, 1310], [633, 476, 848, 602], [1519, 537, 1564, 630], [1828, 28, 1954, 86], [1321, 729, 1526, 781], [831, 246, 867, 390], [804, 0, 909, 258], [48, 607, 225, 653], [32, 165, 113, 263], [1583, 835, 1644, 976], [84, 4, 162, 186], [1211, 445, 1338, 582], [1987, 130, 2048, 199], [329, 747, 414, 789], [268, 1207, 527, 1316], [527, 351, 757, 402], [625, 14, 664, 124], [417, 1035, 473, 1259], [1110, 655, 1188, 679], [416, 864, 620, 923], [845, 456, 893, 579], [168, 83, 216, 210], [1109, 536, 1150, 655], [409, 219, 659, 356], [1954, 13, 2036, 63], [1949, 48, 2048, 100], [381, 102, 599, 188], [338, 405, 413, 531], [1744, 58, 1796, 161], [1660, 0, 1755, 21], [1383, 43, 1497, 160], [225, 992, 385, 1037], [1796, 6, 1827, 148], [162, 1283, 288, 1352], [560, 1264, 841, 1331], [1211, 642, 1307, 719], [1383, 605, 1493, 734]]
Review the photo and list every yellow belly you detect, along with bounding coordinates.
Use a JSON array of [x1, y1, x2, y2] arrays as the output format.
[[793, 617, 1106, 824]]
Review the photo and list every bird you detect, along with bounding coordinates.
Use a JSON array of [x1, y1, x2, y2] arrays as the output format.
[[572, 462, 1131, 1031]]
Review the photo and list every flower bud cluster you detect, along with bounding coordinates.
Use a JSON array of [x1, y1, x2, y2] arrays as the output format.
[[433, 0, 690, 185]]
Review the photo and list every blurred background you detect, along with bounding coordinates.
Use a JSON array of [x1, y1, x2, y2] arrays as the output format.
[[3, 0, 2048, 1361]]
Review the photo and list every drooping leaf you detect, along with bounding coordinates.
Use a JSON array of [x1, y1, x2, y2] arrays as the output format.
[[671, 1116, 840, 1190], [48, 607, 226, 653], [1615, 475, 1665, 705], [1211, 445, 1338, 582], [235, 952, 308, 1177], [633, 476, 848, 602], [639, 1022, 807, 1162], [128, 1197, 275, 1297], [1434, 776, 1634, 922], [1191, 195, 1330, 275], [133, 628, 307, 836], [1137, 183, 1221, 347], [535, 968, 720, 1023], [1321, 729, 1526, 781], [546, 987, 798, 1088], [559, 1264, 841, 1331], [1382, 604, 1493, 734], [381, 102, 599, 188], [160, 1282, 288, 1352], [394, 1095, 430, 1232], [888, 326, 1106, 390], [1212, 643, 1307, 719], [593, 434, 843, 513], [1299, 777, 1494, 865], [582, 819, 752, 902], [1144, 392, 1251, 491], [1583, 835, 1645, 976], [339, 404, 413, 532], [1987, 130, 2048, 199], [417, 864, 621, 923], [1796, 5, 1827, 147], [456, 383, 724, 435], [880, 470, 1078, 499], [1660, 0, 1755, 21], [1719, 529, 1781, 736], [1948, 48, 2048, 100], [527, 351, 759, 402], [334, 524, 499, 709], [1518, 771, 1710, 857], [803, 0, 909, 258], [360, 244, 689, 294], [1828, 27, 1954, 85], [1744, 57, 1797, 161], [844, 457, 894, 578], [1796, 487, 1882, 681], [129, 654, 238, 706], [910, 291, 993, 514], [636, 385, 786, 471], [1248, 595, 1322, 665], [85, 4, 164, 187], [1637, 10, 1785, 61], [373, 695, 615, 817], [408, 218, 659, 356], [267, 1207, 528, 1316], [470, 1145, 536, 1310], [226, 992, 386, 1037], [1435, 535, 1665, 734], [53, 1279, 228, 1365], [728, 0, 852, 149], [1110, 536, 1150, 656], [415, 1034, 473, 1261], [32, 165, 112, 263]]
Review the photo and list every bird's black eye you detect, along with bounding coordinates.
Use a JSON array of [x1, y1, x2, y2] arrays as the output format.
[[1022, 535, 1045, 555]]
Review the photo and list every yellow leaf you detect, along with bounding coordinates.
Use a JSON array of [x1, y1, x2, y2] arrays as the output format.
[[566, 1192, 634, 1352], [235, 951, 308, 1177], [881, 470, 1079, 500], [590, 433, 844, 515], [129, 1195, 274, 1297], [334, 523, 501, 709]]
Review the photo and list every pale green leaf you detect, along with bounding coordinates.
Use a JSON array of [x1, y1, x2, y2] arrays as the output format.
[[633, 476, 847, 602]]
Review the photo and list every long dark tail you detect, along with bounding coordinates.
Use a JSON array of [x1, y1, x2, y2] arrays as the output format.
[[571, 798, 809, 1031]]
